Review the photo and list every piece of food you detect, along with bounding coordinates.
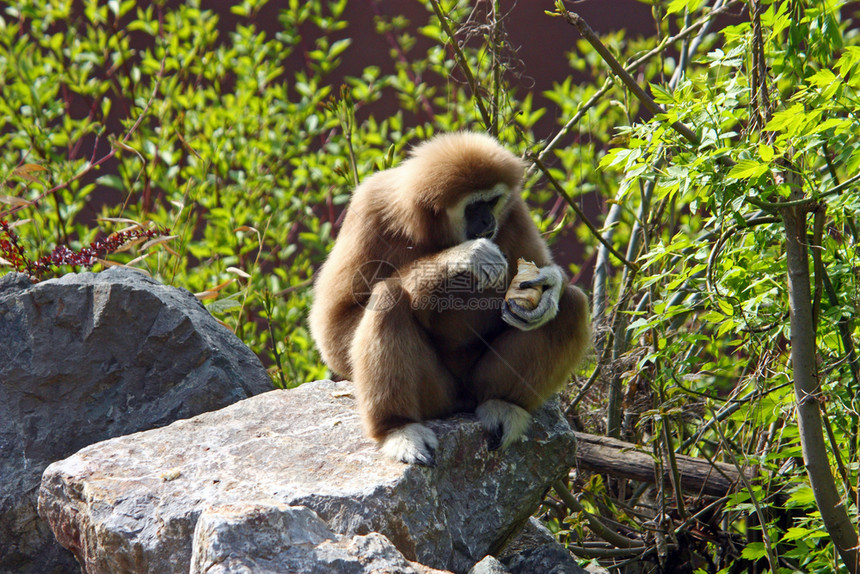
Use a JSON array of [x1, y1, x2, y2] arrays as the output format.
[[505, 259, 542, 310]]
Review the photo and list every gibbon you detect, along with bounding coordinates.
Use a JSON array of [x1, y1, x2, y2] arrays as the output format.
[[309, 131, 590, 465]]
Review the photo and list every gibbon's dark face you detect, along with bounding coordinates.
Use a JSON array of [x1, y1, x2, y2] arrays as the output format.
[[451, 183, 510, 243], [465, 195, 501, 240]]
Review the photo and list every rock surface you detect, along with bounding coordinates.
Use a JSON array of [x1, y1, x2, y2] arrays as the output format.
[[468, 556, 510, 574], [39, 379, 578, 574], [505, 543, 589, 574], [0, 268, 273, 573], [190, 502, 449, 574], [470, 517, 588, 574]]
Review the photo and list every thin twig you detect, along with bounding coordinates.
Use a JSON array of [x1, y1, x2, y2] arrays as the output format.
[[567, 328, 614, 414], [708, 403, 779, 571], [428, 0, 493, 130], [530, 154, 638, 272], [560, 11, 700, 147], [552, 479, 645, 549], [567, 544, 655, 559], [535, 1, 735, 171], [822, 406, 858, 508]]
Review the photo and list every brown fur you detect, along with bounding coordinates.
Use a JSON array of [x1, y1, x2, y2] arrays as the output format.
[[309, 131, 590, 443]]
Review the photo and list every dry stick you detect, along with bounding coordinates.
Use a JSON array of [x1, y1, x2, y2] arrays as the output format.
[[552, 479, 645, 549], [574, 432, 743, 497], [490, 0, 502, 138], [427, 0, 493, 132], [531, 155, 638, 272], [567, 544, 655, 560], [534, 2, 734, 171], [561, 11, 700, 148]]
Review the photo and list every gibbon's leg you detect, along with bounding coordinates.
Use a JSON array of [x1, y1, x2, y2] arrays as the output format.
[[351, 278, 460, 466], [471, 285, 590, 449]]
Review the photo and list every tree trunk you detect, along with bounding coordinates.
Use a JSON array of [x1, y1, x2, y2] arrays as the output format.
[[781, 193, 860, 573]]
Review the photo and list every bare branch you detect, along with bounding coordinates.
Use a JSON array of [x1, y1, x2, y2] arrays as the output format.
[[427, 0, 494, 131], [530, 154, 638, 273], [560, 11, 700, 147]]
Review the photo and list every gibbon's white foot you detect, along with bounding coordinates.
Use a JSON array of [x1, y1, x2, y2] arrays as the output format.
[[460, 238, 509, 291], [379, 423, 439, 466], [476, 399, 531, 451], [502, 264, 564, 331]]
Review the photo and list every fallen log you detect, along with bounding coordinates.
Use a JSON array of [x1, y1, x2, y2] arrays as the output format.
[[573, 432, 746, 497]]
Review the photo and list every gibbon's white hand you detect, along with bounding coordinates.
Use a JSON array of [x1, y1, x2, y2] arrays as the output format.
[[502, 264, 564, 331], [462, 238, 508, 291]]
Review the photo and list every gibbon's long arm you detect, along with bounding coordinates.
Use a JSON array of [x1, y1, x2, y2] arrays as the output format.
[[399, 238, 508, 303]]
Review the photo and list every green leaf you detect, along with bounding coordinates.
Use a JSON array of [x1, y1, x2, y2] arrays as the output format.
[[788, 485, 816, 506], [838, 46, 860, 78], [764, 103, 806, 134], [666, 0, 705, 14], [781, 527, 827, 542], [650, 83, 673, 105], [807, 68, 838, 89], [717, 299, 734, 316], [727, 159, 769, 180], [741, 542, 767, 560]]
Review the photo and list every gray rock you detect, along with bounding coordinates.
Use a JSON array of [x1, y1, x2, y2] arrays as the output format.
[[497, 516, 559, 559], [467, 556, 510, 574], [0, 268, 273, 573], [504, 543, 587, 574], [497, 517, 588, 574], [190, 502, 450, 574], [39, 379, 577, 574]]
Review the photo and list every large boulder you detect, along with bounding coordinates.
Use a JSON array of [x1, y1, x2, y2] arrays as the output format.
[[39, 379, 578, 573], [189, 502, 449, 574], [0, 268, 273, 573]]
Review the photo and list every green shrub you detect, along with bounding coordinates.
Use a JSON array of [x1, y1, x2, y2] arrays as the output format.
[[4, 1, 860, 571]]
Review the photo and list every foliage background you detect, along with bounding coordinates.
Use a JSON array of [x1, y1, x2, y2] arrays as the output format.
[[3, 0, 860, 572]]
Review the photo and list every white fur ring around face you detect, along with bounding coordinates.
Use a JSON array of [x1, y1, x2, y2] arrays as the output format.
[[476, 399, 531, 451], [379, 422, 439, 466]]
